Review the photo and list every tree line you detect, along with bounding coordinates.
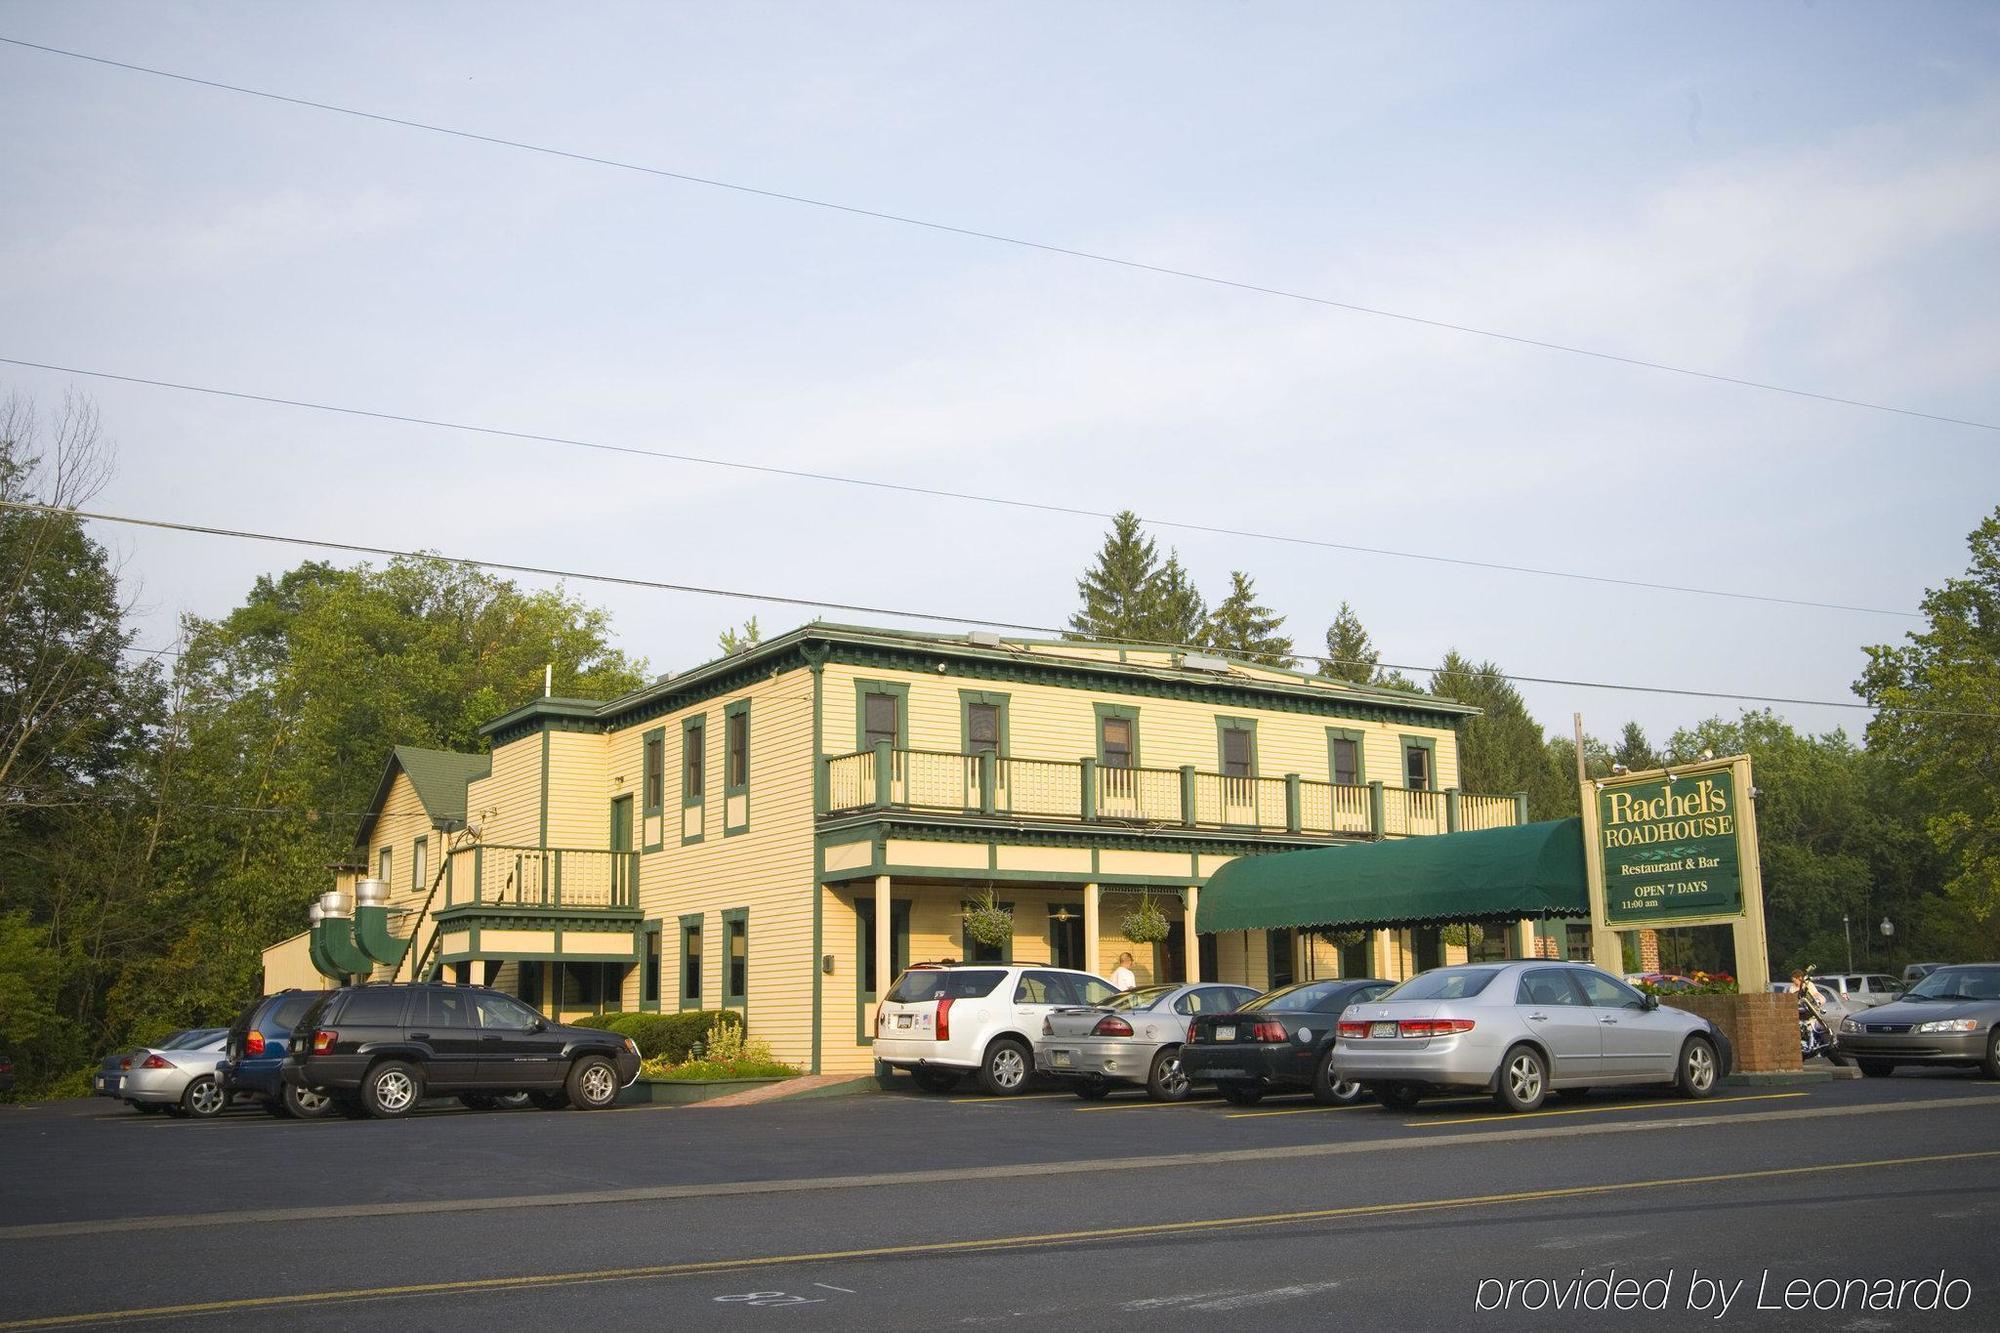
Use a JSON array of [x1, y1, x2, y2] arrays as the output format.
[[0, 391, 1994, 1094]]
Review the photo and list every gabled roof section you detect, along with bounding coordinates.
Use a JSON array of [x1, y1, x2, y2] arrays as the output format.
[[353, 745, 491, 850]]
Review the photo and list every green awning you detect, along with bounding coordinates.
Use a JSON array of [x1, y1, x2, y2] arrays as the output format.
[[1197, 818, 1588, 934]]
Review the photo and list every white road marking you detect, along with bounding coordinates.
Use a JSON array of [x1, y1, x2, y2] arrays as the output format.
[[1120, 1290, 1244, 1310], [1186, 1281, 1343, 1311], [812, 1283, 854, 1293], [1535, 1229, 1646, 1250]]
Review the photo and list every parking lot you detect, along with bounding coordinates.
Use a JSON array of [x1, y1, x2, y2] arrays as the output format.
[[4, 1070, 1998, 1329]]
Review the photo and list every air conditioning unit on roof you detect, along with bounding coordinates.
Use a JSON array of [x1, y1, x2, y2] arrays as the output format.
[[1181, 654, 1231, 673], [967, 631, 1003, 648]]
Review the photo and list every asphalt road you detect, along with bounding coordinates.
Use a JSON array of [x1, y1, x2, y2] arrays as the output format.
[[3, 1070, 1996, 1330]]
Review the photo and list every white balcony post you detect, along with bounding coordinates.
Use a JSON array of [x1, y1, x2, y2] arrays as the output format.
[[873, 874, 892, 1029], [1083, 883, 1101, 977], [1184, 885, 1201, 982]]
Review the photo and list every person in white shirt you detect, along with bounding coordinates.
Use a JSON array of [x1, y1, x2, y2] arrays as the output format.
[[1109, 952, 1138, 992]]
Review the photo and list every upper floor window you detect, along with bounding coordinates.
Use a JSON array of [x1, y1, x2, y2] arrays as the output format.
[[643, 732, 664, 812], [1332, 737, 1361, 786], [863, 692, 900, 750], [1404, 743, 1431, 791], [377, 846, 392, 884], [966, 703, 1000, 753], [684, 720, 706, 801], [726, 707, 749, 790], [1100, 715, 1134, 769], [412, 836, 427, 891], [1221, 726, 1254, 778]]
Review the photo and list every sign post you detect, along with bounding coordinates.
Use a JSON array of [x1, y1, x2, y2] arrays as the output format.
[[1580, 754, 1769, 993]]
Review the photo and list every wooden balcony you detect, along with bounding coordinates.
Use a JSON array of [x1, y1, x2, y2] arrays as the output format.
[[437, 844, 640, 916], [819, 745, 1523, 840]]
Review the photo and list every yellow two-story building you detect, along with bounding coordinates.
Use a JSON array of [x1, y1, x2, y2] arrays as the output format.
[[267, 623, 1527, 1076]]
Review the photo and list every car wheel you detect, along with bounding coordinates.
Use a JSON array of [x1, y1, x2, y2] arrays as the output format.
[[458, 1094, 498, 1111], [1072, 1076, 1113, 1100], [566, 1056, 621, 1111], [1216, 1082, 1264, 1106], [1145, 1048, 1191, 1102], [1374, 1082, 1423, 1111], [282, 1083, 337, 1120], [912, 1068, 962, 1094], [1982, 1032, 2000, 1082], [1311, 1048, 1364, 1105], [528, 1090, 570, 1110], [1676, 1036, 1719, 1099], [360, 1060, 424, 1119], [1858, 1059, 1896, 1079], [1494, 1045, 1548, 1112], [978, 1039, 1033, 1096], [180, 1075, 227, 1119]]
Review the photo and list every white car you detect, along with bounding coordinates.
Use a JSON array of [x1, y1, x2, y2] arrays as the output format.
[[1815, 973, 1906, 1009], [875, 963, 1118, 1095]]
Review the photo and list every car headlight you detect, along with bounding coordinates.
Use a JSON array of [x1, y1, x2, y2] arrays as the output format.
[[624, 1037, 640, 1055], [1839, 1017, 1859, 1034], [1915, 1019, 1978, 1034]]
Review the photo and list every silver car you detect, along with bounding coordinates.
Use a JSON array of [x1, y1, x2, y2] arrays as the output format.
[[120, 1029, 232, 1118], [1834, 963, 2000, 1079], [1331, 961, 1729, 1113], [1037, 982, 1259, 1101]]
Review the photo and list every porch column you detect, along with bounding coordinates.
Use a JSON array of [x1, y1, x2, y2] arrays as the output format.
[[873, 875, 892, 1026], [1183, 885, 1201, 982], [1083, 883, 1101, 976], [1511, 918, 1536, 959]]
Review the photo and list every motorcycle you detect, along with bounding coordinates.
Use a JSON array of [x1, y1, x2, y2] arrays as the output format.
[[1792, 967, 1850, 1066]]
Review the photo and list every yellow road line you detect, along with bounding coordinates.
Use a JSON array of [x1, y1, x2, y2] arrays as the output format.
[[1409, 1091, 1806, 1127], [945, 1092, 1076, 1104], [1072, 1096, 1225, 1112], [7, 1148, 1996, 1330], [1223, 1102, 1378, 1119]]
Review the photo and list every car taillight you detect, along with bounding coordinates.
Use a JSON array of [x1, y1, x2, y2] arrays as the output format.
[[139, 1054, 173, 1069], [935, 997, 953, 1041], [1091, 1015, 1134, 1037], [311, 1029, 338, 1054], [1398, 1019, 1476, 1038], [1042, 1017, 1053, 1036], [120, 1056, 132, 1070], [1187, 1021, 1198, 1043], [244, 1030, 266, 1057], [1337, 1022, 1368, 1039], [1250, 1021, 1289, 1042]]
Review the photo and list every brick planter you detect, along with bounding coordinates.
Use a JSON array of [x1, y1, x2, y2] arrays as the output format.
[[1660, 992, 1799, 1073]]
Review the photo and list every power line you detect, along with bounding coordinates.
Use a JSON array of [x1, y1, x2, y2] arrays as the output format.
[[0, 787, 431, 822], [1, 35, 1992, 437], [4, 497, 1988, 721], [0, 356, 1921, 619]]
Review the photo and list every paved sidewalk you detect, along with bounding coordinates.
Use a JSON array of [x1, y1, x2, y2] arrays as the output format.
[[689, 1074, 877, 1108]]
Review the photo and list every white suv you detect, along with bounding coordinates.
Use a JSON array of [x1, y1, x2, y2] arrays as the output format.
[[875, 963, 1118, 1095], [1818, 973, 1906, 1008]]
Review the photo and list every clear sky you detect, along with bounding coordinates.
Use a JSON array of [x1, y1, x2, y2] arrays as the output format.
[[3, 1, 1996, 751]]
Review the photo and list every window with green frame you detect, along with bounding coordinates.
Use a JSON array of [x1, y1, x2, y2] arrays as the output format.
[[1094, 703, 1139, 769], [377, 846, 392, 885], [641, 923, 663, 1011], [641, 727, 665, 817], [723, 700, 750, 836], [959, 690, 1009, 756], [1216, 717, 1257, 778], [855, 898, 911, 1041], [1401, 735, 1437, 792], [854, 679, 908, 752], [1327, 728, 1365, 786], [679, 915, 703, 1009], [722, 910, 748, 1006], [411, 836, 428, 892], [682, 716, 706, 804]]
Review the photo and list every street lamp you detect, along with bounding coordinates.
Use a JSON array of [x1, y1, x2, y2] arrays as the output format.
[[1843, 914, 1853, 973], [1880, 917, 1895, 940]]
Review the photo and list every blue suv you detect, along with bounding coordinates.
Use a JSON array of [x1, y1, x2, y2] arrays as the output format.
[[219, 990, 331, 1118]]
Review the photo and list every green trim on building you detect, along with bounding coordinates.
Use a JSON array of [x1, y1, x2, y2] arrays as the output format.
[[721, 907, 749, 1024], [1093, 702, 1141, 768], [854, 894, 910, 1045], [853, 678, 911, 751], [1399, 734, 1439, 792], [807, 650, 825, 1074], [1215, 715, 1259, 778], [958, 689, 1011, 757], [639, 918, 663, 1011], [723, 698, 750, 836], [538, 730, 551, 848], [1326, 727, 1366, 785]]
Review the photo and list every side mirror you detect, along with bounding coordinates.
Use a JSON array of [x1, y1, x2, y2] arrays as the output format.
[[529, 1018, 547, 1033], [1641, 994, 1660, 1011]]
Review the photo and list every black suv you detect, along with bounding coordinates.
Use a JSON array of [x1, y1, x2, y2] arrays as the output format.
[[282, 982, 640, 1119]]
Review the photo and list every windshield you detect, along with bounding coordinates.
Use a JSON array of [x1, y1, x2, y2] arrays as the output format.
[[1254, 981, 1354, 1012], [1380, 967, 1501, 1001], [886, 969, 1005, 1003], [1103, 985, 1174, 1012], [1903, 966, 2000, 1002], [164, 1028, 226, 1049]]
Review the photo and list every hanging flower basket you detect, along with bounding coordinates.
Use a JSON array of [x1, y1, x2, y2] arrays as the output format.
[[1324, 928, 1367, 948], [1121, 894, 1171, 945], [963, 891, 1014, 949]]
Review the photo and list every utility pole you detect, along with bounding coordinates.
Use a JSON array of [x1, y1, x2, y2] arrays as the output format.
[[1573, 713, 1588, 786]]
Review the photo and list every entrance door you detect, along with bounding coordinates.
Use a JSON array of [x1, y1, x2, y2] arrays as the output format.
[[609, 795, 634, 902], [1156, 924, 1187, 985], [1339, 935, 1371, 979], [1414, 926, 1444, 972], [1048, 906, 1085, 972], [1267, 929, 1296, 989]]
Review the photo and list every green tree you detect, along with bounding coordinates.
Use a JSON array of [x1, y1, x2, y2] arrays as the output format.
[[1858, 506, 2000, 921], [1147, 552, 1207, 647], [1612, 721, 1660, 772], [1201, 571, 1294, 667], [1430, 652, 1548, 798], [1068, 511, 1161, 643], [718, 616, 762, 655], [1317, 602, 1381, 685]]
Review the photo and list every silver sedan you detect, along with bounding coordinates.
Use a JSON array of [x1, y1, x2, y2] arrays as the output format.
[[1331, 961, 1729, 1113], [1037, 982, 1260, 1100], [120, 1029, 233, 1118]]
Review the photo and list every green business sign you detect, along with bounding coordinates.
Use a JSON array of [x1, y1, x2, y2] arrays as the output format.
[[1598, 770, 1744, 925]]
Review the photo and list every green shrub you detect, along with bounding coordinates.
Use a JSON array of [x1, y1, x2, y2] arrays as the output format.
[[569, 1009, 742, 1061]]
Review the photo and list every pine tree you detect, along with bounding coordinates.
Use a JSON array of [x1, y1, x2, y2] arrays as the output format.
[[1202, 571, 1294, 667], [1431, 651, 1548, 797], [1612, 721, 1659, 772], [1068, 511, 1160, 643], [1317, 601, 1381, 684], [1146, 551, 1207, 647]]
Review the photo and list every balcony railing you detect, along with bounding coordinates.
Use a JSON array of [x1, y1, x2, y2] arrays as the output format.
[[819, 745, 1524, 839], [442, 845, 639, 911]]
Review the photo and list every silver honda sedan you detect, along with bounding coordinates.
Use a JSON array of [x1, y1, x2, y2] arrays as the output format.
[[1331, 961, 1730, 1112]]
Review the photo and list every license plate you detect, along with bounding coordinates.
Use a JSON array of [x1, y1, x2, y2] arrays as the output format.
[[1215, 1025, 1235, 1041], [895, 1014, 912, 1029], [1051, 1050, 1073, 1068], [1369, 1021, 1397, 1038]]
